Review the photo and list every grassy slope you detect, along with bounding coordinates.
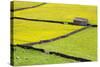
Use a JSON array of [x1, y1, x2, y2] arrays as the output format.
[[33, 27, 97, 61], [11, 1, 43, 10], [13, 19, 83, 45], [14, 3, 97, 24], [13, 46, 76, 66]]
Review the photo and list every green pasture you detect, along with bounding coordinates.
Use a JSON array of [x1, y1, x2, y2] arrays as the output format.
[[33, 27, 97, 61], [14, 3, 97, 24], [11, 1, 42, 10], [11, 1, 97, 66], [13, 46, 76, 66], [13, 19, 83, 45]]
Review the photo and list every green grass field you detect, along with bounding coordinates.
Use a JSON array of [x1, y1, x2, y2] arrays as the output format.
[[14, 3, 97, 24], [12, 1, 42, 10], [13, 19, 83, 45], [33, 27, 97, 61], [11, 1, 97, 66], [13, 46, 76, 66]]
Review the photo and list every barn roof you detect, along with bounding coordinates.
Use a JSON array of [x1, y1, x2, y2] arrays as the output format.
[[74, 17, 88, 22]]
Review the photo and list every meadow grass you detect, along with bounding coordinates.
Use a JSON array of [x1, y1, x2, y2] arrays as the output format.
[[13, 46, 76, 66], [13, 19, 83, 45], [33, 27, 97, 61], [12, 1, 97, 65], [14, 3, 97, 24], [11, 1, 43, 10]]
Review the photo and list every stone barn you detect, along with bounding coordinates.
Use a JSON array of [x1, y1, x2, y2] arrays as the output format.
[[73, 17, 88, 26]]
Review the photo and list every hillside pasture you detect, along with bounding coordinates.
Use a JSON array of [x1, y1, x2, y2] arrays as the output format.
[[11, 1, 43, 10], [13, 46, 76, 66], [13, 19, 83, 45], [33, 27, 97, 61], [14, 3, 97, 24]]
